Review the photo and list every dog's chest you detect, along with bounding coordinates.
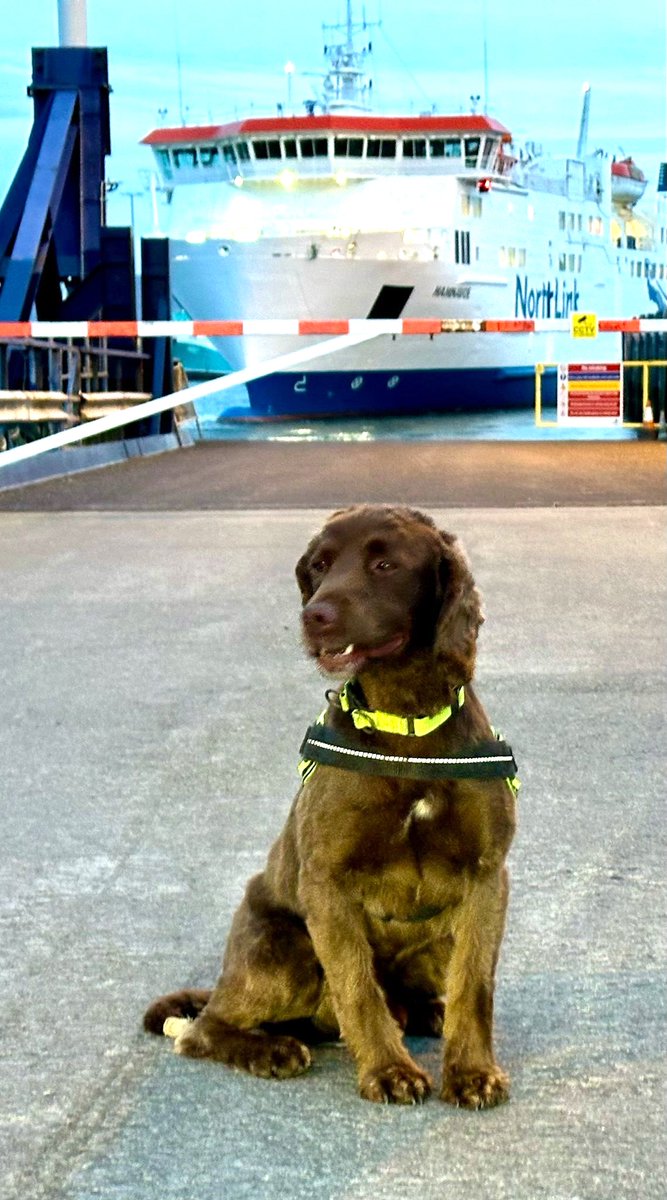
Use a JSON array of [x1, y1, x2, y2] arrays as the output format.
[[405, 795, 437, 826], [348, 792, 466, 923], [354, 787, 484, 898]]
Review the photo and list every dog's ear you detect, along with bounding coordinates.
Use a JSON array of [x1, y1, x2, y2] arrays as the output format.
[[433, 532, 484, 682]]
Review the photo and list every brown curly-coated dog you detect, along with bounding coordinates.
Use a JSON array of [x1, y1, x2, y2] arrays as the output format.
[[144, 504, 516, 1108]]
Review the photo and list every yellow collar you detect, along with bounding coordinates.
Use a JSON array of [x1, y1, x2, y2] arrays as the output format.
[[338, 681, 465, 737]]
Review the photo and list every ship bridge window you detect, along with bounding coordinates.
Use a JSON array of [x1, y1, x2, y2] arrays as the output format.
[[334, 137, 364, 157], [464, 138, 481, 167], [481, 137, 496, 167], [221, 144, 236, 164], [444, 138, 462, 158], [253, 139, 282, 160], [172, 147, 198, 168], [199, 146, 219, 167], [300, 137, 329, 157], [403, 139, 427, 158], [284, 139, 298, 159], [236, 141, 250, 162], [156, 149, 173, 176], [367, 138, 397, 159]]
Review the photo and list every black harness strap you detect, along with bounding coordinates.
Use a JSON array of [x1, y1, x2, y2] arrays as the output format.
[[299, 723, 518, 782]]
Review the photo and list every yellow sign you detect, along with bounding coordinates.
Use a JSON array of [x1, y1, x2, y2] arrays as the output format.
[[571, 312, 598, 338]]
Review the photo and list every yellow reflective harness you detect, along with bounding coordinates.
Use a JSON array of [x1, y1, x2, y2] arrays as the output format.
[[298, 681, 520, 795]]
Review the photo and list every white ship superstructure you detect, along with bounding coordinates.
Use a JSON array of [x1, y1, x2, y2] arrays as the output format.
[[141, 4, 667, 417]]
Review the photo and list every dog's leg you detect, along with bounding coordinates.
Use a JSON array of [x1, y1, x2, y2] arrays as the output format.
[[150, 874, 325, 1079], [303, 886, 432, 1104], [440, 868, 510, 1109]]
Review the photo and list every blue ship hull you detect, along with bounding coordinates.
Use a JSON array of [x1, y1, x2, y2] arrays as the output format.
[[243, 366, 555, 420]]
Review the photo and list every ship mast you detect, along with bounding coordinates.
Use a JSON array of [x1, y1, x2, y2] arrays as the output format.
[[321, 0, 376, 113]]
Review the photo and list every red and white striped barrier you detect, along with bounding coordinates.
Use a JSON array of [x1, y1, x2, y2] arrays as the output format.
[[0, 327, 383, 469], [1, 317, 666, 339]]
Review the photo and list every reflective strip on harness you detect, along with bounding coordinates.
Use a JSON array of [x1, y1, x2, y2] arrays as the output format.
[[298, 723, 518, 782]]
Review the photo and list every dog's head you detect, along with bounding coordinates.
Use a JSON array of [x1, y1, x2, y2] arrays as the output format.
[[296, 504, 483, 682]]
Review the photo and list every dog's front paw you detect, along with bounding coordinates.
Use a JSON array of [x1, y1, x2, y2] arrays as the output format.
[[360, 1061, 432, 1105], [440, 1064, 509, 1109]]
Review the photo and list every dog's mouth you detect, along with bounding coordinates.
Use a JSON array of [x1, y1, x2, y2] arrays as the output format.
[[311, 632, 408, 676]]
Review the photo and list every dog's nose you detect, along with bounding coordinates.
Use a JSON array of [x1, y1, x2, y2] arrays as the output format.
[[302, 600, 338, 633]]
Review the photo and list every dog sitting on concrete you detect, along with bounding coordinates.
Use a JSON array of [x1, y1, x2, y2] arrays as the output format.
[[144, 504, 517, 1107]]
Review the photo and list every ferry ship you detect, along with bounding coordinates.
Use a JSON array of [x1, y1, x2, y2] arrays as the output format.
[[141, 3, 667, 418]]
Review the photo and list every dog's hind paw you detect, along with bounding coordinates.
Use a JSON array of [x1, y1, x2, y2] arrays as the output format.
[[440, 1065, 509, 1109], [175, 1019, 313, 1080], [359, 1061, 432, 1105]]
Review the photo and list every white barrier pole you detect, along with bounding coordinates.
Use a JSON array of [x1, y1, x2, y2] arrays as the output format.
[[0, 329, 382, 470]]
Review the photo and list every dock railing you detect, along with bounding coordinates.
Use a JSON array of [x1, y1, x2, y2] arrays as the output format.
[[0, 336, 152, 436], [535, 359, 667, 430]]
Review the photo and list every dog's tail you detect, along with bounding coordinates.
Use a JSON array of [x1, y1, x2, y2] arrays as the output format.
[[143, 988, 212, 1036]]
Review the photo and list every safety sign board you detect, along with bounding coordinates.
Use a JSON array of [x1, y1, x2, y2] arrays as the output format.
[[557, 363, 623, 425]]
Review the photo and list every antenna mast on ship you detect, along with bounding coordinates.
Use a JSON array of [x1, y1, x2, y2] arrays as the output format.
[[321, 0, 377, 112], [577, 82, 591, 159]]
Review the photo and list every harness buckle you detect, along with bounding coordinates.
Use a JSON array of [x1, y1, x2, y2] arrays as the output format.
[[352, 709, 377, 732]]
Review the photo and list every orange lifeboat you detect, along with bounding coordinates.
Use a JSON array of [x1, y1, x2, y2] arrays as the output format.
[[611, 156, 647, 206]]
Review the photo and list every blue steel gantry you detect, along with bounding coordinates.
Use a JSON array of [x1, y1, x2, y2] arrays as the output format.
[[0, 43, 174, 434]]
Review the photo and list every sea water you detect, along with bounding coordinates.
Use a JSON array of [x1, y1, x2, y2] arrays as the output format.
[[190, 384, 636, 443]]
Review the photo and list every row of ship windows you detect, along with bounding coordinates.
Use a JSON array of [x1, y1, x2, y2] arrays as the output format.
[[432, 246, 663, 275], [629, 259, 664, 278], [559, 212, 605, 237], [559, 211, 583, 231], [500, 247, 527, 267], [157, 135, 497, 172]]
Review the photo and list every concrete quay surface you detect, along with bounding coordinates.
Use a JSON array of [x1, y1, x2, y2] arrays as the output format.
[[0, 439, 664, 510], [0, 444, 665, 1199]]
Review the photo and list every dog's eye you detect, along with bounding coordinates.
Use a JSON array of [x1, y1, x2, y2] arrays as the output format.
[[310, 558, 328, 575], [371, 558, 396, 573]]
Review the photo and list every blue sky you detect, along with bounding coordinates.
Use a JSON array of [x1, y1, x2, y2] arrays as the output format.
[[1, 0, 665, 231]]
